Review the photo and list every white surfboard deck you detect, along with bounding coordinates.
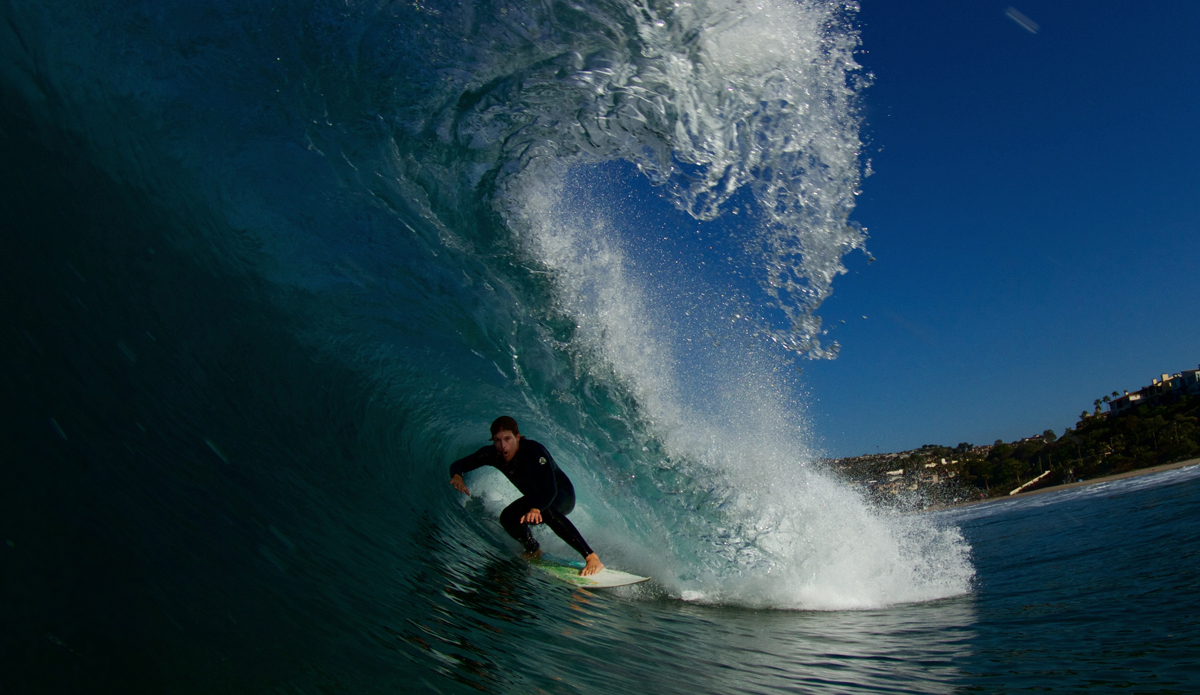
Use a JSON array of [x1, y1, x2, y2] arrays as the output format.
[[529, 555, 650, 589]]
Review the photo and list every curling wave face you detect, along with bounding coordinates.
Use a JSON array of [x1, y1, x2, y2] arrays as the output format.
[[1, 0, 971, 613]]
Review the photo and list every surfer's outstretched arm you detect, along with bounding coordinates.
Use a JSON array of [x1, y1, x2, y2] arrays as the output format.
[[448, 446, 495, 496]]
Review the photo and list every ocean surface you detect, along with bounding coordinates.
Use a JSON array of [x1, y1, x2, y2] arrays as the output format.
[[2, 0, 1198, 692]]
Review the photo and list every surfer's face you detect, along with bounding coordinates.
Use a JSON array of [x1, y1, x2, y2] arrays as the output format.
[[492, 430, 520, 462]]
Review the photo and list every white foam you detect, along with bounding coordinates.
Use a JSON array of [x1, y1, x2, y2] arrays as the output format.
[[489, 0, 974, 610], [498, 167, 974, 609]]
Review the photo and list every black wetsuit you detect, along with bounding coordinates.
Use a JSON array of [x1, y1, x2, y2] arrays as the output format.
[[449, 439, 594, 559]]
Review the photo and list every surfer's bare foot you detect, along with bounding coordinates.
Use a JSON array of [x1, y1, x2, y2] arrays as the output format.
[[519, 549, 542, 561], [581, 553, 604, 576]]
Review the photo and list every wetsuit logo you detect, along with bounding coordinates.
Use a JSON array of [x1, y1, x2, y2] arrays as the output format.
[[539, 457, 547, 465]]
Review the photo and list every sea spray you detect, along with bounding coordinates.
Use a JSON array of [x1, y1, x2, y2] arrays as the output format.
[[488, 155, 974, 608], [480, 0, 871, 358], [488, 0, 975, 607]]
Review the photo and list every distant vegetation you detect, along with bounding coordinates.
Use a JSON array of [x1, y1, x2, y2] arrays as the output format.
[[828, 395, 1200, 508]]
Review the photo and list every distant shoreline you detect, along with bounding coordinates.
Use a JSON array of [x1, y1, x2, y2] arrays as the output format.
[[955, 457, 1200, 508]]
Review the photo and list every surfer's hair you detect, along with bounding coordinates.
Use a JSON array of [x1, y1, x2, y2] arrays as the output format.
[[490, 416, 520, 437]]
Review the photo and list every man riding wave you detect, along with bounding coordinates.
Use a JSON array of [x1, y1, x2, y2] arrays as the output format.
[[449, 416, 604, 576]]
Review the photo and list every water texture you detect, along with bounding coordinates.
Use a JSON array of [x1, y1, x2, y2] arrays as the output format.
[[2, 0, 1195, 692]]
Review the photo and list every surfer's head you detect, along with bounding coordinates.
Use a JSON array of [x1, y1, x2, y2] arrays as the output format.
[[490, 416, 520, 437], [491, 416, 521, 461]]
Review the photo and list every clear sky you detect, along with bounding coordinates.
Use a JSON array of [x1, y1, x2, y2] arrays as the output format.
[[802, 0, 1200, 457]]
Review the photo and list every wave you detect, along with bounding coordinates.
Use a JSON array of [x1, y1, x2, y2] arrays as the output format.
[[1, 0, 972, 610]]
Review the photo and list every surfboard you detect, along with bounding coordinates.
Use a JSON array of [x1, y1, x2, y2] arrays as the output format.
[[529, 555, 650, 589]]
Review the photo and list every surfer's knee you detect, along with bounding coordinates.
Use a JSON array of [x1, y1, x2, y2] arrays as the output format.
[[553, 489, 576, 516], [499, 502, 525, 531]]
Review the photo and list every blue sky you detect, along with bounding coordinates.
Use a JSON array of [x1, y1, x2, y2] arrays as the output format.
[[803, 0, 1200, 456]]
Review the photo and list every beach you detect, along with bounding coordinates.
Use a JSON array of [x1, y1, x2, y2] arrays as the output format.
[[964, 457, 1200, 506]]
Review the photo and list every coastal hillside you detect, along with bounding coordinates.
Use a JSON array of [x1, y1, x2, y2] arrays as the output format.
[[827, 367, 1200, 508]]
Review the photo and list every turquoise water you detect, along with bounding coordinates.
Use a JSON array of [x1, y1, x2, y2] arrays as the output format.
[[3, 0, 1197, 692]]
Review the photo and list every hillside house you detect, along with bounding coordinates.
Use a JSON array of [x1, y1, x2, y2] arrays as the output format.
[[1109, 364, 1200, 416]]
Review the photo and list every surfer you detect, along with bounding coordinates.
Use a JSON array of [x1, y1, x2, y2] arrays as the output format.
[[449, 416, 604, 577]]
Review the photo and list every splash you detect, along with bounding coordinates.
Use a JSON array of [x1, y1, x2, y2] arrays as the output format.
[[464, 0, 972, 608], [432, 0, 866, 358], [502, 178, 970, 607]]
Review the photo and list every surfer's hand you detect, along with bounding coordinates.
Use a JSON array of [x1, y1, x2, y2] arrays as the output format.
[[520, 508, 543, 524], [450, 474, 469, 495], [581, 553, 604, 576]]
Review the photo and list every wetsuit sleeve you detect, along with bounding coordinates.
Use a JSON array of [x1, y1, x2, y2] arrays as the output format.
[[526, 442, 559, 510], [449, 446, 494, 479]]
